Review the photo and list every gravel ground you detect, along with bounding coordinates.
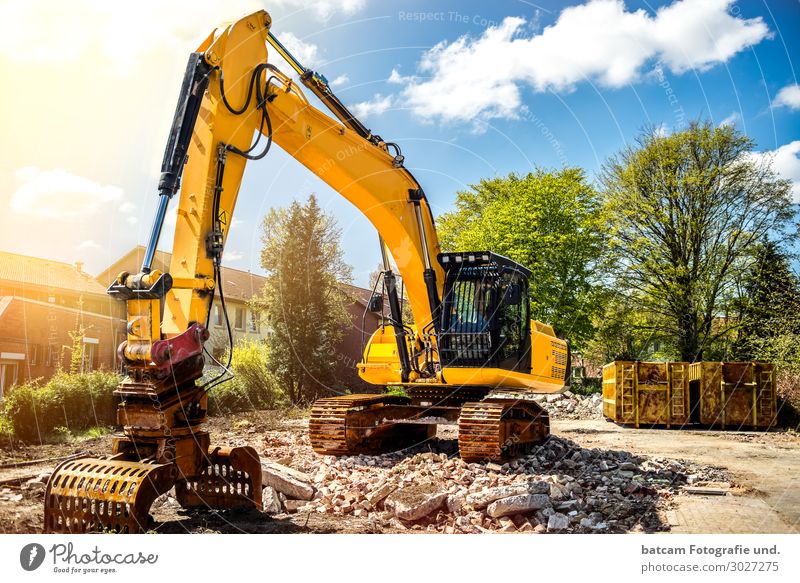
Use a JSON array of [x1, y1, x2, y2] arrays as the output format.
[[0, 398, 755, 534]]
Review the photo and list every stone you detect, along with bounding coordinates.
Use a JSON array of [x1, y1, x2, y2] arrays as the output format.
[[284, 499, 311, 513], [366, 480, 398, 506], [487, 494, 551, 518], [262, 486, 283, 514], [518, 521, 534, 533], [385, 485, 448, 521], [547, 512, 569, 531], [24, 478, 46, 491], [261, 461, 315, 501], [466, 482, 549, 509], [446, 494, 464, 514], [498, 516, 516, 532]]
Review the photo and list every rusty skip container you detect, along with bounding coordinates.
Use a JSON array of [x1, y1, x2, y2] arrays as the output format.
[[602, 361, 690, 427], [687, 361, 776, 429]]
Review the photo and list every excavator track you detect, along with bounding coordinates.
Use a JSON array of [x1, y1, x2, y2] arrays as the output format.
[[44, 457, 176, 533], [458, 396, 550, 463], [309, 394, 434, 455]]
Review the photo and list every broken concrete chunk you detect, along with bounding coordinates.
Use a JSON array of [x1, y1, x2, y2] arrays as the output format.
[[261, 461, 315, 501], [547, 512, 569, 531], [466, 481, 549, 509], [283, 498, 311, 513], [365, 480, 398, 506], [487, 494, 551, 518], [262, 485, 283, 514], [385, 485, 448, 521]]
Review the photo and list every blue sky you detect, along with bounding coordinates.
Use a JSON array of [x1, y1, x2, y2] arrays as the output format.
[[0, 0, 798, 286]]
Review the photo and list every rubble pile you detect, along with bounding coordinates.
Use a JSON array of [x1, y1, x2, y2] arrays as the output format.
[[259, 429, 731, 533], [541, 391, 603, 420]]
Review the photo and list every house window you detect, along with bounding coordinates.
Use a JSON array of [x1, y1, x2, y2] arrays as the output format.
[[214, 304, 223, 327], [81, 338, 98, 373], [249, 310, 260, 333], [46, 345, 59, 368], [234, 307, 245, 330], [0, 362, 19, 400], [29, 344, 40, 366]]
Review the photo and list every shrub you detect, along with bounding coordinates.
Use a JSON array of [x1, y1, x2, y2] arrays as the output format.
[[0, 371, 120, 442], [207, 340, 284, 415], [571, 376, 602, 395]]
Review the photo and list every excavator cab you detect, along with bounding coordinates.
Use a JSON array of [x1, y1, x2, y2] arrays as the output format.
[[437, 252, 532, 373]]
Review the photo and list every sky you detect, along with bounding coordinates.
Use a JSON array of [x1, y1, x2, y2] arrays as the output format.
[[0, 0, 798, 287]]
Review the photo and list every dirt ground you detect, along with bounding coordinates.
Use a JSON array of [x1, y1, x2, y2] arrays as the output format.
[[554, 418, 800, 533], [1, 411, 797, 534]]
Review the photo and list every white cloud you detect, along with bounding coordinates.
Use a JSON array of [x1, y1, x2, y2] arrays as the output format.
[[9, 167, 125, 219], [387, 68, 415, 84], [126, 216, 139, 225], [351, 94, 393, 119], [772, 84, 800, 110], [0, 0, 263, 73], [769, 141, 800, 203], [119, 201, 136, 214], [403, 0, 771, 123], [331, 74, 349, 87], [279, 32, 319, 67], [750, 141, 800, 203], [269, 0, 366, 21], [653, 123, 670, 137], [224, 250, 244, 262], [718, 112, 740, 127], [76, 239, 102, 251]]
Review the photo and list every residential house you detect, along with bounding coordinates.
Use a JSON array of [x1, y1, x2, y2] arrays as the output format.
[[0, 251, 123, 398]]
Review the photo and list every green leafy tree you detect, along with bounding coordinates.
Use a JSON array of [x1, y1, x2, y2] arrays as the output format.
[[731, 240, 800, 360], [250, 195, 353, 404], [583, 291, 669, 364], [602, 122, 795, 362], [437, 168, 606, 348]]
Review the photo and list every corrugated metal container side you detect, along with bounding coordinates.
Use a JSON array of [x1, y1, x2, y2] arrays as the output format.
[[687, 362, 776, 428], [602, 361, 690, 427]]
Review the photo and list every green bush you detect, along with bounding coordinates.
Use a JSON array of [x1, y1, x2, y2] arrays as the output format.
[[207, 340, 284, 415], [0, 371, 120, 442], [571, 376, 602, 395]]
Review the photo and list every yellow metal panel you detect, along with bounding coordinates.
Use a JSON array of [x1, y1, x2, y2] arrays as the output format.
[[441, 367, 564, 392]]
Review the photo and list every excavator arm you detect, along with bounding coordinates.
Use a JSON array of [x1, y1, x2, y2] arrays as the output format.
[[113, 10, 443, 384]]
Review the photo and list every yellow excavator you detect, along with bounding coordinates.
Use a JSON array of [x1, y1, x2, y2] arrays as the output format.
[[44, 10, 569, 533]]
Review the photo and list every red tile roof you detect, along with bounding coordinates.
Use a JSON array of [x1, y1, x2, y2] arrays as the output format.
[[97, 246, 375, 304], [0, 251, 108, 296]]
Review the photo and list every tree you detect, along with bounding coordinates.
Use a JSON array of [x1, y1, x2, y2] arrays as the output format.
[[731, 240, 800, 359], [583, 291, 668, 364], [437, 168, 606, 348], [602, 122, 795, 362], [250, 195, 353, 404]]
